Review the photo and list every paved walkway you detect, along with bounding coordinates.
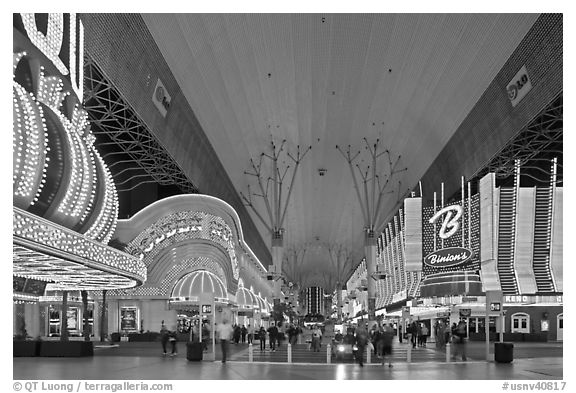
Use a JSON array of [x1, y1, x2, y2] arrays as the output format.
[[13, 355, 562, 380], [13, 340, 563, 380]]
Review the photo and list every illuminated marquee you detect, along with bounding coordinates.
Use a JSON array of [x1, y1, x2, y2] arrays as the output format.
[[125, 211, 240, 280], [13, 13, 118, 243], [12, 14, 145, 291]]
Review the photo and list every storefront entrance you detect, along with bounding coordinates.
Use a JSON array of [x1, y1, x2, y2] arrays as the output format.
[[557, 314, 563, 341]]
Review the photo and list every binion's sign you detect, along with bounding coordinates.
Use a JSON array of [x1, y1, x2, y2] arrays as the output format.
[[424, 247, 473, 268]]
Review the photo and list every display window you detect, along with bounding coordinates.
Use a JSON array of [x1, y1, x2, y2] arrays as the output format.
[[511, 313, 530, 333], [120, 306, 139, 331]]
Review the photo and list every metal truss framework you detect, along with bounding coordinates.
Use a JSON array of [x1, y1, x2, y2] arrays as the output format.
[[470, 93, 563, 186], [83, 56, 198, 194]]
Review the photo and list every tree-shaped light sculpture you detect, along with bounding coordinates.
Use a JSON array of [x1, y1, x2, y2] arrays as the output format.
[[241, 139, 311, 302], [336, 136, 408, 326]]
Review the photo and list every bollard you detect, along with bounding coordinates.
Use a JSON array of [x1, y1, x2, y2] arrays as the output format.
[[446, 342, 451, 363], [287, 343, 292, 363], [367, 346, 371, 364], [407, 344, 412, 363], [248, 343, 253, 362], [326, 344, 331, 364]]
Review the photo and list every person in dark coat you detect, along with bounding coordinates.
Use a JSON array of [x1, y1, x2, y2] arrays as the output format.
[[381, 323, 395, 367], [267, 322, 279, 351], [258, 326, 267, 351], [160, 322, 169, 356], [241, 325, 247, 343], [354, 324, 369, 367], [233, 324, 241, 344], [409, 321, 418, 348]]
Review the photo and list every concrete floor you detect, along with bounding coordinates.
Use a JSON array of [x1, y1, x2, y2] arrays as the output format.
[[13, 355, 562, 380], [13, 337, 563, 380]]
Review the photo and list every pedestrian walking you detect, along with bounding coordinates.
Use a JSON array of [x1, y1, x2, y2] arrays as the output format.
[[241, 325, 247, 343], [451, 320, 467, 361], [168, 327, 178, 357], [421, 323, 429, 347], [217, 319, 233, 363], [409, 321, 418, 349], [311, 325, 322, 352], [258, 326, 267, 351], [160, 322, 169, 356], [267, 323, 278, 351], [417, 322, 423, 347], [354, 324, 369, 367], [247, 324, 254, 344], [381, 323, 394, 368]]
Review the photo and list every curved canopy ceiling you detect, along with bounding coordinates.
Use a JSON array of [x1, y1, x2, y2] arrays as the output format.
[[171, 270, 228, 299], [141, 13, 539, 290]]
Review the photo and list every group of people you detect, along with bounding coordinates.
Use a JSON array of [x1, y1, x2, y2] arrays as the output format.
[[369, 323, 395, 367], [232, 324, 256, 344], [161, 318, 468, 364], [406, 320, 430, 348], [333, 323, 394, 367]]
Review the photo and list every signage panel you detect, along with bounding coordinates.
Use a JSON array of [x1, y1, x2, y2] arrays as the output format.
[[459, 308, 472, 317], [489, 302, 501, 312], [424, 247, 473, 268], [67, 308, 79, 330], [152, 78, 171, 117], [507, 65, 532, 107], [201, 304, 212, 314], [120, 307, 137, 330]]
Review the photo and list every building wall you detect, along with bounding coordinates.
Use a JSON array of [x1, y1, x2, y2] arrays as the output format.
[[79, 13, 271, 267], [504, 305, 563, 341], [420, 14, 562, 200]]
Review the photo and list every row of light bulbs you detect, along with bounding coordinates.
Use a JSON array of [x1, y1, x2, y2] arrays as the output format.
[[13, 50, 120, 243], [13, 79, 48, 203], [13, 209, 146, 281]]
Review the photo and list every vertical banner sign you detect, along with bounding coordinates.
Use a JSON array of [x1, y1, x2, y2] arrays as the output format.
[[404, 197, 423, 272], [402, 306, 410, 323]]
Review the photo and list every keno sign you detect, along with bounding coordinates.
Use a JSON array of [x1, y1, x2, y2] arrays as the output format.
[[424, 247, 473, 268]]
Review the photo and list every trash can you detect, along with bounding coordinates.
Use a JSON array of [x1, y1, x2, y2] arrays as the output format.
[[494, 342, 513, 363], [186, 342, 203, 361]]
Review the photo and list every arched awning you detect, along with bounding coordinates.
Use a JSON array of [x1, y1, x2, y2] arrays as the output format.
[[255, 294, 271, 316], [234, 281, 260, 311], [169, 270, 229, 309]]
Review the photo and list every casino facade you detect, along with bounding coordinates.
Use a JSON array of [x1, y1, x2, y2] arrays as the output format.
[[13, 13, 563, 348]]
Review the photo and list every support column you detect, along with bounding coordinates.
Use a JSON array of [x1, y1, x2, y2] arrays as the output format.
[[272, 231, 284, 301], [336, 283, 342, 321], [24, 303, 41, 338], [365, 231, 377, 330], [61, 290, 69, 341], [99, 289, 108, 342]]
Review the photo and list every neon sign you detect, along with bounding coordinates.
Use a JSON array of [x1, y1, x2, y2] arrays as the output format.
[[423, 247, 473, 268], [429, 205, 463, 239]]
